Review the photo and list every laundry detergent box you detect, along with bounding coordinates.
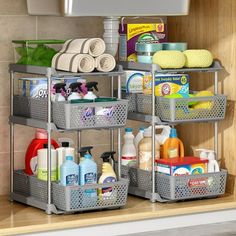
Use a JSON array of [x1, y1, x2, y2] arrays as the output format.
[[154, 74, 189, 96], [121, 70, 146, 93], [119, 18, 167, 62], [156, 157, 208, 176], [18, 77, 85, 98]]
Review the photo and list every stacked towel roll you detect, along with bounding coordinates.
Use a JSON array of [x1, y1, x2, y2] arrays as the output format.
[[51, 38, 116, 73]]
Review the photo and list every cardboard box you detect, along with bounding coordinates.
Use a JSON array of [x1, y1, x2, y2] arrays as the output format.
[[119, 20, 167, 62]]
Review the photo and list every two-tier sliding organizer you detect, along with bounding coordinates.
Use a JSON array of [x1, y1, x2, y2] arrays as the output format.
[[9, 64, 129, 214], [120, 60, 227, 203]]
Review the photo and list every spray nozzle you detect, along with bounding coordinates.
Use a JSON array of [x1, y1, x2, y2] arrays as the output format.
[[78, 146, 93, 157], [100, 151, 116, 163], [53, 83, 66, 93], [69, 82, 82, 93], [86, 82, 98, 92]]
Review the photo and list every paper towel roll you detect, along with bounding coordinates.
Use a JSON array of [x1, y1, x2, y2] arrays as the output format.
[[95, 54, 116, 72], [52, 52, 95, 73], [60, 38, 106, 57]]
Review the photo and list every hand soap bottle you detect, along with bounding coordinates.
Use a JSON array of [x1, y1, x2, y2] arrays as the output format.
[[98, 151, 117, 199], [83, 82, 98, 100], [67, 82, 82, 101], [53, 83, 66, 101]]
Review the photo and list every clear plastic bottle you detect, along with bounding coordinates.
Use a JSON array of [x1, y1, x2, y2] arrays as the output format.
[[134, 127, 145, 151], [121, 128, 137, 166]]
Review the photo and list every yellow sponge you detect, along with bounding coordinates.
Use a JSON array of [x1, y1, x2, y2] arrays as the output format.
[[152, 50, 185, 69], [184, 50, 213, 68]]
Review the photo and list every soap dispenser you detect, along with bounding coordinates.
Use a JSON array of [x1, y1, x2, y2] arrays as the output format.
[[68, 82, 82, 101], [53, 83, 66, 102], [84, 82, 98, 100], [98, 151, 117, 198]]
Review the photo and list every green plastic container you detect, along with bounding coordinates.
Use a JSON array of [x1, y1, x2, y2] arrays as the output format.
[[12, 39, 65, 67], [95, 97, 117, 102], [70, 99, 94, 104]]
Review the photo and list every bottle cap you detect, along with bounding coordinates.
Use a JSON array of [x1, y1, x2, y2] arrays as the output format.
[[170, 128, 177, 138], [143, 127, 151, 137], [69, 82, 82, 92], [66, 156, 73, 161], [100, 151, 116, 163], [78, 146, 93, 157], [84, 154, 92, 159], [85, 82, 98, 92], [139, 127, 145, 131], [36, 129, 48, 139], [62, 142, 70, 147], [125, 127, 133, 132], [43, 144, 48, 148]]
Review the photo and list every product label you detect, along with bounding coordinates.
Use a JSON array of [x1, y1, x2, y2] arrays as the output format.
[[66, 174, 78, 186], [30, 155, 38, 175], [143, 73, 152, 95], [101, 176, 116, 197], [173, 167, 191, 176], [168, 148, 178, 158], [82, 107, 94, 120], [37, 168, 57, 181], [188, 177, 209, 188], [122, 71, 145, 93], [96, 107, 114, 117], [85, 172, 97, 185], [121, 156, 137, 167]]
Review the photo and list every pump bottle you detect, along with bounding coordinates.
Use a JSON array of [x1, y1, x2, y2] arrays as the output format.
[[84, 82, 98, 100], [53, 83, 66, 101], [98, 151, 117, 198], [67, 82, 82, 101]]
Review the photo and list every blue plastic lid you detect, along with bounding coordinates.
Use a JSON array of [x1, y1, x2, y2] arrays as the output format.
[[139, 127, 145, 131], [66, 156, 73, 161], [84, 154, 92, 159], [170, 128, 177, 138], [125, 128, 133, 132]]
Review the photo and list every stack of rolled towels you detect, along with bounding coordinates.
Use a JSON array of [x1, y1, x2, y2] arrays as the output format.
[[52, 38, 116, 73]]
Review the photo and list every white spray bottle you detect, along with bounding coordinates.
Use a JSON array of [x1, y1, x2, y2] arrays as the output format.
[[84, 82, 98, 100], [196, 149, 220, 173], [53, 83, 66, 102], [68, 82, 82, 101]]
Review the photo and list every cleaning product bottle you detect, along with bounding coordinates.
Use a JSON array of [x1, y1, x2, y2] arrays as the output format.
[[138, 127, 160, 171], [53, 83, 66, 101], [78, 146, 93, 163], [37, 144, 57, 181], [57, 141, 76, 180], [162, 128, 184, 159], [196, 149, 219, 172], [98, 151, 117, 199], [83, 82, 98, 100], [67, 82, 82, 101], [60, 156, 79, 186], [121, 128, 137, 167], [134, 127, 145, 151], [25, 129, 59, 175], [79, 153, 97, 198]]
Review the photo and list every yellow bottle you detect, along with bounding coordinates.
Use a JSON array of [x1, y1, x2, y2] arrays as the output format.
[[162, 128, 184, 159]]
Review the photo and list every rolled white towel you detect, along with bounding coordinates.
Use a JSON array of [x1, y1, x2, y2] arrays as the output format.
[[52, 52, 95, 73], [95, 54, 116, 72], [60, 38, 106, 57]]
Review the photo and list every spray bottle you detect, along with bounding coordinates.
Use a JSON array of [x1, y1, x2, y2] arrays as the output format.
[[53, 83, 66, 102], [67, 82, 82, 101], [196, 149, 220, 173], [78, 146, 93, 163], [98, 151, 117, 198], [84, 82, 98, 100]]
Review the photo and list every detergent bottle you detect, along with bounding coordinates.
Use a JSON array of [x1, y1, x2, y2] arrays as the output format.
[[53, 83, 66, 101], [134, 127, 145, 151], [138, 127, 160, 171], [67, 82, 82, 101], [121, 128, 137, 166], [162, 128, 184, 159], [25, 129, 59, 175], [83, 82, 98, 100], [98, 151, 117, 199]]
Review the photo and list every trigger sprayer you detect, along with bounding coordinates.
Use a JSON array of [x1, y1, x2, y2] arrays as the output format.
[[53, 83, 66, 102], [68, 82, 82, 101], [196, 149, 220, 173], [78, 146, 93, 162], [84, 82, 98, 100]]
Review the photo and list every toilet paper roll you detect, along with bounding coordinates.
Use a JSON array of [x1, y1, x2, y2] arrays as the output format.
[[95, 54, 116, 72], [60, 38, 106, 57], [52, 53, 95, 73]]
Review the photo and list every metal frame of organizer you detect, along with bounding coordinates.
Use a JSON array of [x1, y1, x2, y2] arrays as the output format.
[[9, 63, 125, 214], [119, 60, 225, 203]]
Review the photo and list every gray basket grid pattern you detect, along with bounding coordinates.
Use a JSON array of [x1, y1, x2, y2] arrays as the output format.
[[52, 100, 128, 130], [122, 92, 137, 112], [13, 170, 128, 213], [13, 96, 48, 121]]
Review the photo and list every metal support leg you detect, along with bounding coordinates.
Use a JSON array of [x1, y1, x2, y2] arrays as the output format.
[[214, 71, 218, 160], [110, 76, 114, 151], [10, 70, 14, 200], [77, 131, 82, 159], [46, 68, 52, 214], [117, 75, 122, 179]]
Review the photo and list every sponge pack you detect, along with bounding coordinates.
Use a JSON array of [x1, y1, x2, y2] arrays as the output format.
[[153, 49, 213, 69]]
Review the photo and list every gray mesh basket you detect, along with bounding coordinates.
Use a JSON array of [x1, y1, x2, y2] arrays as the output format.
[[13, 95, 48, 121], [52, 179, 129, 212], [52, 100, 128, 130], [122, 92, 137, 112], [136, 93, 227, 123], [121, 166, 227, 201]]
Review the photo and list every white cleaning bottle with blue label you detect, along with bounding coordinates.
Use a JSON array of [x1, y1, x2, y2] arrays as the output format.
[[60, 156, 79, 186], [79, 153, 97, 198]]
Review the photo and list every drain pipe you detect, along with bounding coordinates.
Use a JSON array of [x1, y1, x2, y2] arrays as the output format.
[[103, 17, 120, 57]]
